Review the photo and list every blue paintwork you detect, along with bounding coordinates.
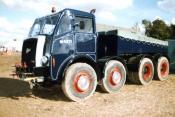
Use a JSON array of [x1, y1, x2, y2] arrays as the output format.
[[50, 9, 97, 80], [51, 54, 71, 79], [75, 33, 96, 53], [50, 32, 97, 80], [117, 36, 167, 55], [51, 33, 74, 80], [96, 34, 168, 61]]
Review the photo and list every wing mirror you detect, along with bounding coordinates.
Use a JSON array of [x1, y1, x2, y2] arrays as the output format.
[[73, 22, 79, 27]]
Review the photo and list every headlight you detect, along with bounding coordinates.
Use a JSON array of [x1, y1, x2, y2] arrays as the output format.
[[41, 56, 48, 65]]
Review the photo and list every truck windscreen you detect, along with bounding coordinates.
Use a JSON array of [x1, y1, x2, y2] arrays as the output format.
[[29, 13, 60, 37]]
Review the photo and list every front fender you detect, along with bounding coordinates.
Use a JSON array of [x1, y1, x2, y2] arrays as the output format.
[[56, 54, 98, 83]]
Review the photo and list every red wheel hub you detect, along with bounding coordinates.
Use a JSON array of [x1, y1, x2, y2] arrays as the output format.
[[143, 64, 153, 81], [160, 61, 168, 77], [74, 72, 90, 93], [109, 68, 122, 86]]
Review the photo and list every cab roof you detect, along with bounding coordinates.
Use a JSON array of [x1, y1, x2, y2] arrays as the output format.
[[36, 8, 95, 20]]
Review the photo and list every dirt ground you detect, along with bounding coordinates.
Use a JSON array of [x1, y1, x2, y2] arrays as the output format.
[[0, 54, 175, 117]]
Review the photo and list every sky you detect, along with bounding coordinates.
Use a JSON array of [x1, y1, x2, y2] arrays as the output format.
[[0, 0, 175, 47]]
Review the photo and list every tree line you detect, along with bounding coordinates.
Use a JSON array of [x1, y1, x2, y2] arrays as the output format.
[[142, 19, 175, 40]]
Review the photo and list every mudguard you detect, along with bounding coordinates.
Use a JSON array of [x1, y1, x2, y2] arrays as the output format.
[[55, 54, 98, 83]]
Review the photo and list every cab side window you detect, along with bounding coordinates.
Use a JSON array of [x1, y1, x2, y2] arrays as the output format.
[[57, 14, 71, 35], [74, 17, 93, 33]]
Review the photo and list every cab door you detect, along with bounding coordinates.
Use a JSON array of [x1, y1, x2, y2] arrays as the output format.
[[74, 16, 96, 60], [51, 11, 74, 80]]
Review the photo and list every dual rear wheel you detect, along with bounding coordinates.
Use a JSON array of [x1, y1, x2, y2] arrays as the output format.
[[128, 57, 169, 85], [128, 58, 154, 85]]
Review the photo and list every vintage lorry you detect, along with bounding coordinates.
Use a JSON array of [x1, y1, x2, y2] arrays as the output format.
[[15, 8, 170, 101]]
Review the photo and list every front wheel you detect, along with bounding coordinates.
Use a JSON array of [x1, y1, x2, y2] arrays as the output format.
[[62, 63, 97, 102]]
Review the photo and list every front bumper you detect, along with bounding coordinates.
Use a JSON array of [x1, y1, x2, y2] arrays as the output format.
[[15, 64, 49, 79], [33, 66, 50, 76]]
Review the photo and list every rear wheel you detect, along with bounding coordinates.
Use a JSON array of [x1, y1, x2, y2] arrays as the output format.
[[155, 57, 169, 81], [101, 60, 126, 93], [62, 63, 97, 102], [128, 58, 154, 85]]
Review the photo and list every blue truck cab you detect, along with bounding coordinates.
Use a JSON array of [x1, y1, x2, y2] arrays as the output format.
[[21, 9, 97, 81], [17, 8, 170, 102]]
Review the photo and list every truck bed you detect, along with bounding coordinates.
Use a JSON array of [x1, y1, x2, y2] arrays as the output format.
[[97, 29, 168, 59]]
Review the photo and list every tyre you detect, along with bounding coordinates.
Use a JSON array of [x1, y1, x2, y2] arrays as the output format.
[[128, 58, 154, 85], [101, 60, 126, 93], [155, 57, 169, 81], [62, 63, 97, 102]]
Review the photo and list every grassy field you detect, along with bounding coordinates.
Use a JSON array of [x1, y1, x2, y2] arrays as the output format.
[[0, 54, 175, 117], [0, 53, 20, 77]]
